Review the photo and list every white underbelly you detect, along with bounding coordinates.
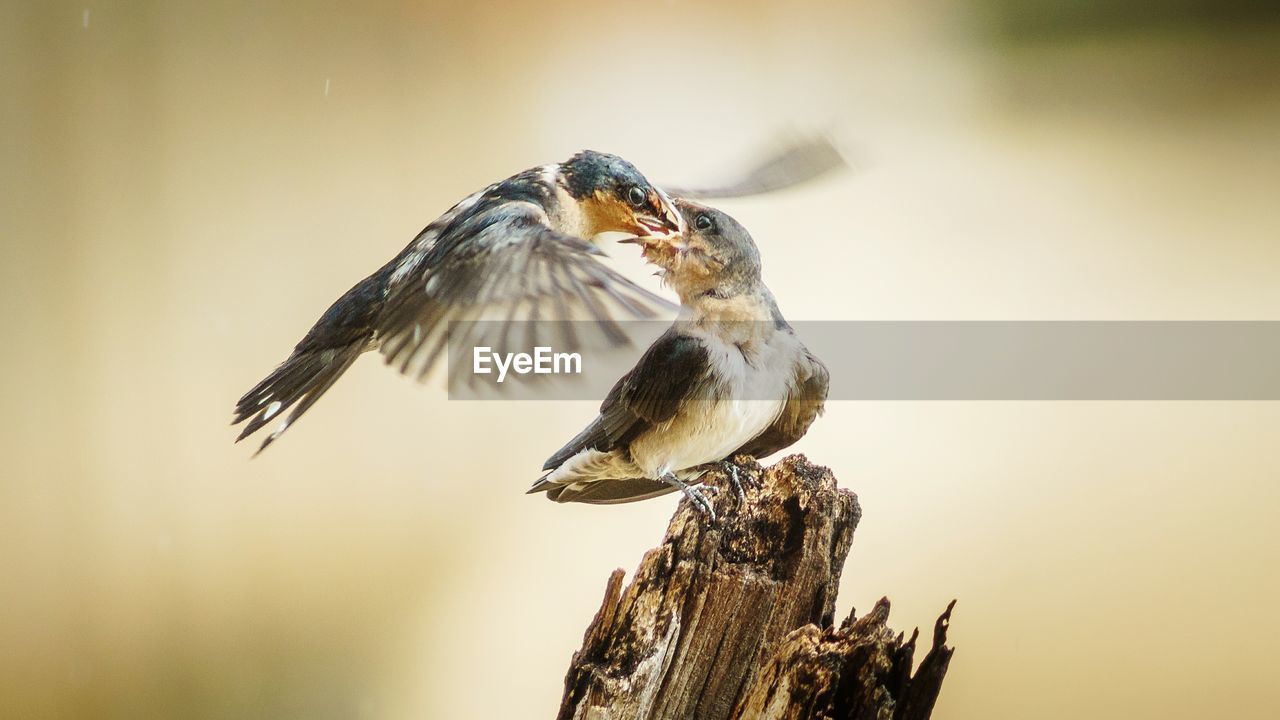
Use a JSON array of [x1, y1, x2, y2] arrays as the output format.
[[632, 398, 784, 477]]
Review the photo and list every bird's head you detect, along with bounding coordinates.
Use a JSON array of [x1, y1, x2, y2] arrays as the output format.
[[561, 150, 681, 239], [632, 199, 762, 303]]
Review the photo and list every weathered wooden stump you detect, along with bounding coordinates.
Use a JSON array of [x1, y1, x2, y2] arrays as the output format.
[[557, 454, 954, 720]]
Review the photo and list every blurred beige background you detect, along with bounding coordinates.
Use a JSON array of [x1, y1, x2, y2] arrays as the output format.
[[3, 1, 1279, 718]]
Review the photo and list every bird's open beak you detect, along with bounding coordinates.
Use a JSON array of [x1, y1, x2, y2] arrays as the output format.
[[619, 229, 684, 266], [633, 187, 682, 237]]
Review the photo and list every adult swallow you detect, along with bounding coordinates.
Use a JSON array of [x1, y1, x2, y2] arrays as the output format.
[[233, 151, 681, 454], [529, 199, 829, 517]]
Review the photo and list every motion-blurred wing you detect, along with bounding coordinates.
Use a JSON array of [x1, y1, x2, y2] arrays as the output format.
[[376, 203, 673, 389], [662, 132, 849, 199]]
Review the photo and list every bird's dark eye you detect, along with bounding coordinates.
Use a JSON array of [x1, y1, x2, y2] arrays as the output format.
[[626, 186, 647, 208], [694, 214, 714, 231]]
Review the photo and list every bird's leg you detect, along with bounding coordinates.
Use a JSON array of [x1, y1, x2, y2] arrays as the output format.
[[720, 459, 747, 507], [684, 458, 759, 511], [660, 472, 716, 522]]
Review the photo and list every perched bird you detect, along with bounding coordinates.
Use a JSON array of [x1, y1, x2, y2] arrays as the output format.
[[233, 151, 682, 454], [530, 200, 829, 516]]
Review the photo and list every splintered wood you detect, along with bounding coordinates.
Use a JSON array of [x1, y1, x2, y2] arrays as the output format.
[[557, 455, 954, 720]]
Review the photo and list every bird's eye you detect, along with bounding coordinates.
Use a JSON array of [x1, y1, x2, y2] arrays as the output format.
[[694, 214, 713, 231], [627, 186, 647, 208]]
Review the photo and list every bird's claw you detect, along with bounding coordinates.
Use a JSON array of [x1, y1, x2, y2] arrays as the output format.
[[685, 486, 717, 522], [720, 460, 747, 507], [661, 472, 717, 523]]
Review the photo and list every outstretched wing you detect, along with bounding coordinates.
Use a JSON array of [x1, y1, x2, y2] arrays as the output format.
[[661, 132, 849, 199], [234, 194, 673, 452], [376, 202, 673, 388]]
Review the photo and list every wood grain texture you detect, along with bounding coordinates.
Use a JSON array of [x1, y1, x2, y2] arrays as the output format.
[[731, 598, 956, 720], [556, 454, 954, 720]]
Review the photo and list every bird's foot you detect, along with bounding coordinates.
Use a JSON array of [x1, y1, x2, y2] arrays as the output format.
[[720, 460, 747, 507], [661, 472, 717, 523]]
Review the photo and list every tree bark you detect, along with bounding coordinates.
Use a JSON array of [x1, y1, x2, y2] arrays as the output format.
[[556, 454, 954, 720]]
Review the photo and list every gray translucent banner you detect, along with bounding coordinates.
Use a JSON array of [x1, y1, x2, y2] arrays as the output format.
[[443, 321, 1280, 400]]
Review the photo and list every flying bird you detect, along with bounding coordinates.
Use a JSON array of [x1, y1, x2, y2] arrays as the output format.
[[233, 135, 845, 454], [530, 199, 829, 518], [233, 151, 681, 453]]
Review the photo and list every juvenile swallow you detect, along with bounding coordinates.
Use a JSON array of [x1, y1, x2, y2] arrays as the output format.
[[233, 151, 681, 453], [530, 200, 829, 516]]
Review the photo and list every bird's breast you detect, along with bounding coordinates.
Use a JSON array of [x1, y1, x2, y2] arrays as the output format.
[[631, 398, 785, 478], [631, 333, 796, 477]]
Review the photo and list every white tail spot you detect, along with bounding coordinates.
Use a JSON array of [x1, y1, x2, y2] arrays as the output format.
[[262, 401, 282, 420]]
